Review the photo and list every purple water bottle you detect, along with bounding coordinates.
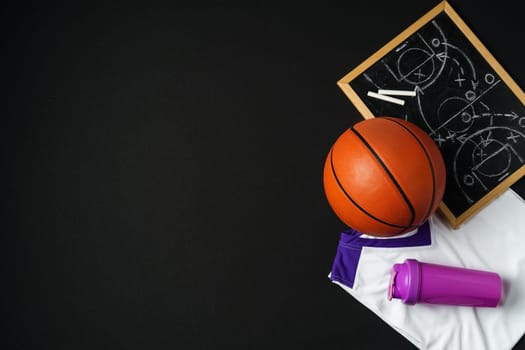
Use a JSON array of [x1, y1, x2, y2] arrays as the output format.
[[388, 259, 502, 307]]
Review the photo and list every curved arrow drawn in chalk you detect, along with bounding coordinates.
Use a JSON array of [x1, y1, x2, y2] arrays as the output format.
[[442, 42, 478, 88]]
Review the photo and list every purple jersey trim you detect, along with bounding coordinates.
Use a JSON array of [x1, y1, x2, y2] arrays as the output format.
[[330, 222, 431, 288]]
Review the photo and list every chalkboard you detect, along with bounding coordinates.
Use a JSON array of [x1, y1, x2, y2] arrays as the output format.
[[338, 1, 525, 228]]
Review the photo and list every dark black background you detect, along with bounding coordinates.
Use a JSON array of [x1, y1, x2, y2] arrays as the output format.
[[3, 1, 524, 349]]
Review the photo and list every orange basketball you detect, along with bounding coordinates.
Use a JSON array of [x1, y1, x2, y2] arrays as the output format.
[[323, 117, 446, 237]]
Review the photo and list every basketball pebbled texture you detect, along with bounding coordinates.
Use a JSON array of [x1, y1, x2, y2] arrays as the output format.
[[323, 117, 446, 237]]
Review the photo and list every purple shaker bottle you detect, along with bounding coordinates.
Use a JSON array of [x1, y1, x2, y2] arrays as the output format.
[[387, 259, 502, 307]]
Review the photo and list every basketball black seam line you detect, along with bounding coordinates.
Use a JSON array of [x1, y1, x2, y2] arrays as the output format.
[[330, 138, 409, 230], [384, 117, 436, 223], [383, 117, 437, 224], [350, 126, 416, 229]]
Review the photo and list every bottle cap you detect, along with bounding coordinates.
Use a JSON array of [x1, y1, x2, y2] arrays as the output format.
[[388, 259, 421, 304]]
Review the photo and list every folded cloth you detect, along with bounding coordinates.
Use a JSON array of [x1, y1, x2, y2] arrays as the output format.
[[329, 189, 525, 350]]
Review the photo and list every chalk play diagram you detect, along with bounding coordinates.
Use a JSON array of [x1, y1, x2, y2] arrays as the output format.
[[349, 13, 525, 216]]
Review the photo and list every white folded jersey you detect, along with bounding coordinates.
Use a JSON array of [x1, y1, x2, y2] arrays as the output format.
[[329, 189, 525, 350]]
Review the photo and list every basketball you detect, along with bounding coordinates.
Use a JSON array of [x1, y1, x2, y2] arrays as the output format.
[[323, 117, 446, 237]]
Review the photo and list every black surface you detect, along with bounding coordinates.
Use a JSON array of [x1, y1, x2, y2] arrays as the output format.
[[349, 11, 525, 218], [3, 1, 525, 349]]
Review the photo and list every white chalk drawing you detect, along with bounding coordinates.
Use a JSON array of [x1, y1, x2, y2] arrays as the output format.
[[453, 126, 525, 203], [359, 17, 525, 210]]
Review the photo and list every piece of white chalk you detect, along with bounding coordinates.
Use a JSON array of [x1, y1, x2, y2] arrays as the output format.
[[367, 91, 405, 105], [378, 89, 416, 97]]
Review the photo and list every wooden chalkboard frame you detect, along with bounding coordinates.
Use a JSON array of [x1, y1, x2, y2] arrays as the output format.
[[337, 1, 525, 228]]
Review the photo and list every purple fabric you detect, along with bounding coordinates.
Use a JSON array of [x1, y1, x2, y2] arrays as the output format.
[[330, 222, 431, 288]]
